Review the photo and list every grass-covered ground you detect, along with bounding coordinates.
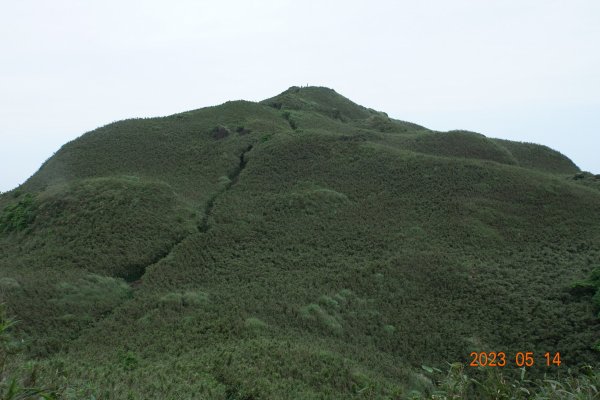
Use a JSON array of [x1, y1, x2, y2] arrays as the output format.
[[1, 86, 599, 399]]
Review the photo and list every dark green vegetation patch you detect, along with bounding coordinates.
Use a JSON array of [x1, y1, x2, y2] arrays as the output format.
[[0, 193, 36, 233], [1, 87, 599, 399]]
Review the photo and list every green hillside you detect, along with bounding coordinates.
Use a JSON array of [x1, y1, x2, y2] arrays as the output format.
[[1, 86, 599, 399]]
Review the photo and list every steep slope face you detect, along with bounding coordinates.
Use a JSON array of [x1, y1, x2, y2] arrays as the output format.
[[23, 101, 290, 202], [1, 87, 598, 398]]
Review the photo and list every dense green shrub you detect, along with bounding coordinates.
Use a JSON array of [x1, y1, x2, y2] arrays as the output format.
[[235, 126, 251, 135], [0, 194, 36, 233], [210, 125, 230, 139]]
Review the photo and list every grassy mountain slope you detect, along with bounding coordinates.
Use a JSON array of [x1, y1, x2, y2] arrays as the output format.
[[1, 87, 599, 399], [493, 138, 580, 174]]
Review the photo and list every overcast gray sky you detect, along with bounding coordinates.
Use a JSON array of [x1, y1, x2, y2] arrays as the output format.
[[1, 0, 599, 192]]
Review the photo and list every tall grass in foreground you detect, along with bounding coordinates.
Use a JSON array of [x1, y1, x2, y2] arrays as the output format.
[[416, 363, 599, 399], [0, 304, 55, 400]]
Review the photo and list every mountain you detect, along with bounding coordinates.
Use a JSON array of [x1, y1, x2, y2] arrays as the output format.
[[1, 86, 599, 399]]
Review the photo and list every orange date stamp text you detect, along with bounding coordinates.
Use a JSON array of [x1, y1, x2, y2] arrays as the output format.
[[469, 352, 561, 367]]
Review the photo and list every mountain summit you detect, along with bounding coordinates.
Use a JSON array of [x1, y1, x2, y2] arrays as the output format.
[[1, 87, 598, 398]]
